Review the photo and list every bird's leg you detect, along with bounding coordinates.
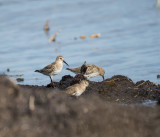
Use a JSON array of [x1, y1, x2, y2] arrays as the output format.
[[102, 75, 104, 81], [49, 76, 53, 83]]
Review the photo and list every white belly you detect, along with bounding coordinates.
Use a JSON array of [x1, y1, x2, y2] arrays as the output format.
[[73, 89, 84, 96], [51, 67, 62, 76], [84, 72, 99, 79]]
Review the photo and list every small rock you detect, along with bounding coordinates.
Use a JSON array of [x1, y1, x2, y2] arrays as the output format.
[[47, 82, 58, 88], [80, 35, 86, 40], [16, 78, 24, 82], [74, 37, 78, 40], [115, 99, 119, 102], [7, 68, 10, 72]]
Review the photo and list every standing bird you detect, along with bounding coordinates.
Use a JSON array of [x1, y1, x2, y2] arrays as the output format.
[[35, 56, 69, 83], [66, 62, 105, 80], [66, 80, 89, 97]]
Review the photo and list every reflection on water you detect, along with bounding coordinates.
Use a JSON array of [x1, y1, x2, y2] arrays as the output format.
[[0, 0, 160, 85]]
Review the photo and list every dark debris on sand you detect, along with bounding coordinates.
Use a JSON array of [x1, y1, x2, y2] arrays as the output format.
[[47, 74, 86, 89], [21, 74, 160, 104], [0, 74, 160, 137], [85, 75, 160, 104]]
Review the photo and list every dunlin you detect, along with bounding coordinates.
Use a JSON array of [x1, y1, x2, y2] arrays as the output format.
[[66, 80, 89, 97], [66, 61, 105, 80], [35, 56, 69, 83]]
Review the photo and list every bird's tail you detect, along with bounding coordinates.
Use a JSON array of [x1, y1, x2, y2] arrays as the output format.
[[66, 68, 76, 73], [66, 68, 80, 74], [66, 68, 71, 70], [35, 70, 40, 72], [66, 68, 73, 71]]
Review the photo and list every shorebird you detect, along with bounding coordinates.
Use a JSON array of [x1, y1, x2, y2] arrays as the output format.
[[66, 80, 89, 97], [66, 61, 105, 80], [35, 56, 69, 83]]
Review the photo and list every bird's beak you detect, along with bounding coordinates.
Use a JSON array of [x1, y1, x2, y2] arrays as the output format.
[[102, 75, 104, 81], [63, 60, 69, 66]]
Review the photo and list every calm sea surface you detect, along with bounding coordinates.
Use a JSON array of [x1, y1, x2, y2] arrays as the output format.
[[0, 0, 160, 85]]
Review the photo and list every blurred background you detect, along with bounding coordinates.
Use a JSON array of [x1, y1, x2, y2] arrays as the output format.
[[0, 0, 160, 85]]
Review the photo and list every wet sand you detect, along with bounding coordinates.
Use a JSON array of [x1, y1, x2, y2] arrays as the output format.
[[0, 74, 160, 137]]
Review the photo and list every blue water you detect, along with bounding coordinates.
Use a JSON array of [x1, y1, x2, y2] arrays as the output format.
[[0, 0, 160, 85]]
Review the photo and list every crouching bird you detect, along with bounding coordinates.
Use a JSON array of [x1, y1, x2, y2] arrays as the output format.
[[66, 61, 105, 80], [66, 80, 89, 97]]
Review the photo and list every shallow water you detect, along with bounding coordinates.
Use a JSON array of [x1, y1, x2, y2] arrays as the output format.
[[0, 0, 160, 85], [142, 100, 158, 106]]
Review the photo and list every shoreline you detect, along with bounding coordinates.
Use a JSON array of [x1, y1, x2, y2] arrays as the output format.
[[19, 74, 160, 104]]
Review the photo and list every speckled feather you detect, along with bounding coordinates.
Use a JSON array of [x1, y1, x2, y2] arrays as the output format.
[[35, 56, 68, 82], [66, 80, 89, 96], [66, 64, 105, 80]]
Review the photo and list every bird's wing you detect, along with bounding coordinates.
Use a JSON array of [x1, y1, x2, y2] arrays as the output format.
[[85, 65, 99, 75], [66, 84, 79, 95], [40, 63, 55, 73], [66, 86, 76, 95], [66, 67, 81, 74]]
